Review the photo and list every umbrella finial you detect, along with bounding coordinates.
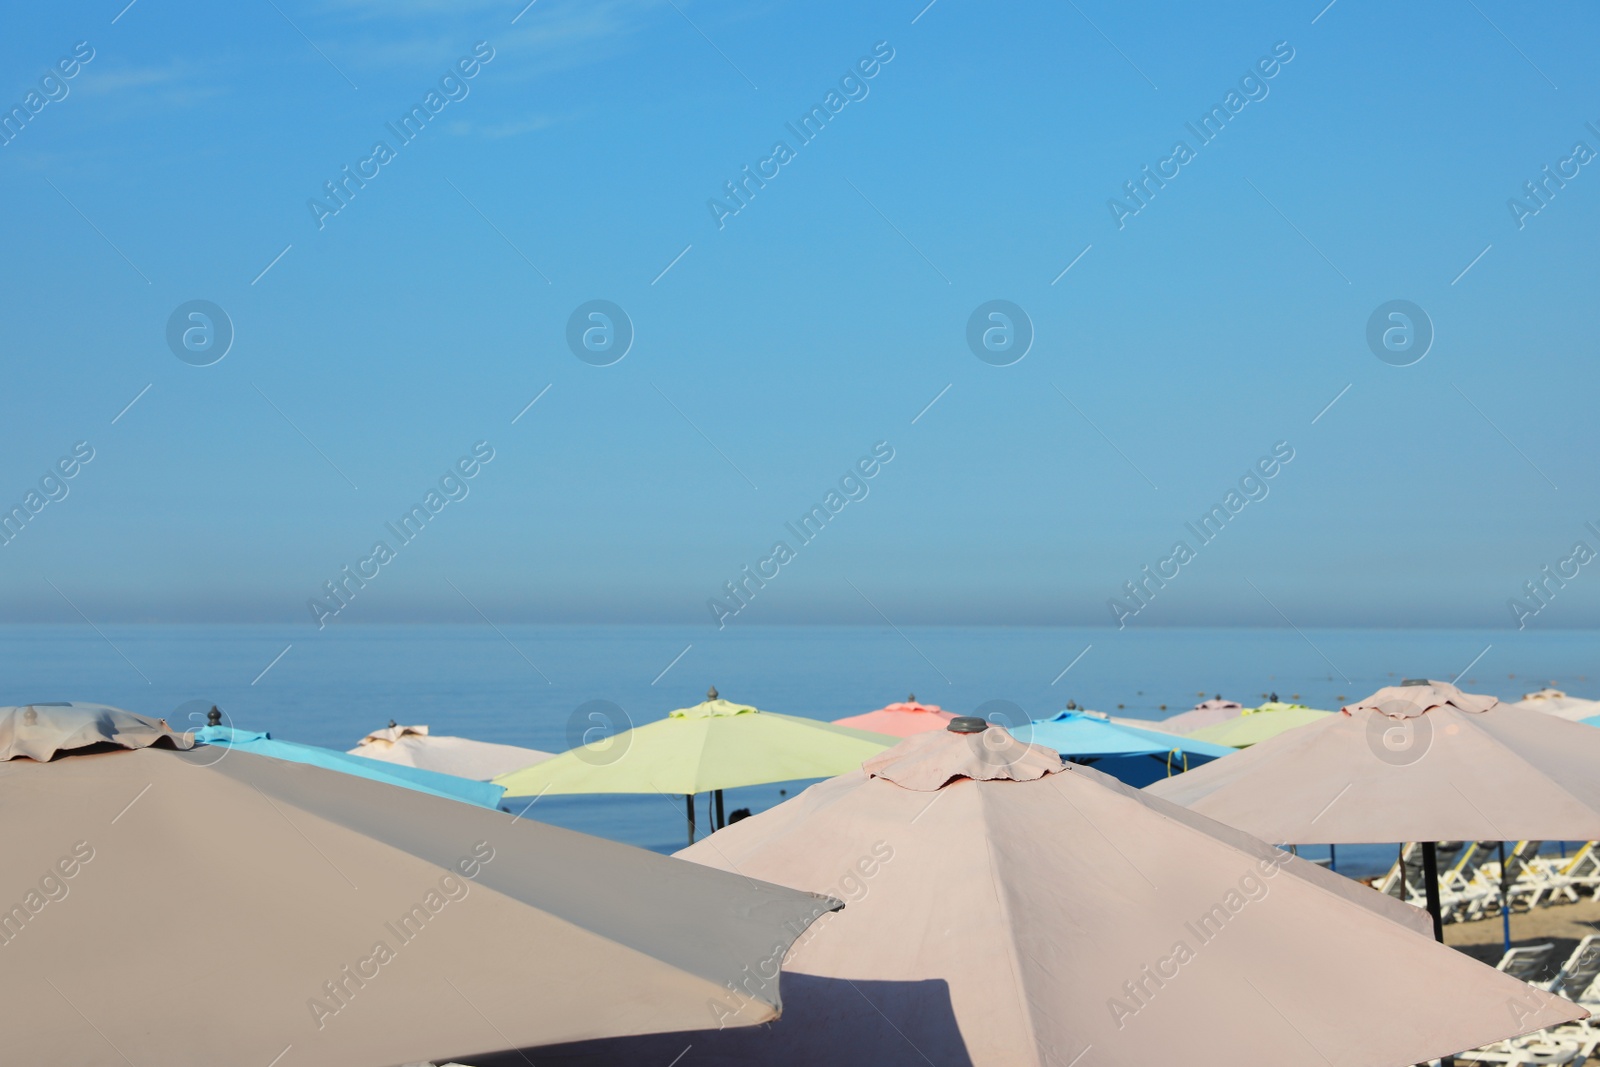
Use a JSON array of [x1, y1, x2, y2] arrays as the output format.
[[1214, 693, 1222, 700], [707, 685, 719, 700], [907, 692, 916, 703], [1065, 699, 1077, 710], [206, 707, 222, 727], [388, 719, 397, 728], [1269, 692, 1279, 702], [1401, 678, 1430, 687], [947, 716, 988, 734]]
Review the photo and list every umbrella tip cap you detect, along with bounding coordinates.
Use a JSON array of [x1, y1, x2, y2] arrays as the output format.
[[707, 685, 718, 700], [207, 707, 222, 726], [947, 716, 989, 734], [1400, 678, 1431, 687]]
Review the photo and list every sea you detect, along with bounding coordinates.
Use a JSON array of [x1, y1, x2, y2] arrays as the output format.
[[3, 623, 1592, 877]]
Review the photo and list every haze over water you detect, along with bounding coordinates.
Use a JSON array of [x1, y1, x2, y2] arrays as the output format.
[[5, 621, 1588, 870]]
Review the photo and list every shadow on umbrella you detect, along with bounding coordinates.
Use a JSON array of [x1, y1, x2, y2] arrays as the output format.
[[468, 974, 975, 1066]]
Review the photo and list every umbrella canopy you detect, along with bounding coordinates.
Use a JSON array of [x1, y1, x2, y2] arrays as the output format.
[[0, 737, 839, 1065], [831, 694, 954, 738], [1512, 687, 1600, 721], [1184, 700, 1332, 748], [522, 721, 1581, 1066], [495, 695, 895, 797], [194, 725, 504, 809], [1146, 680, 1600, 844], [349, 722, 554, 780], [1013, 709, 1236, 762], [1153, 697, 1245, 735], [0, 702, 192, 761]]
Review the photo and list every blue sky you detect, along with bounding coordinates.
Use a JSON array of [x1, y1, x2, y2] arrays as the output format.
[[2, 0, 1598, 631]]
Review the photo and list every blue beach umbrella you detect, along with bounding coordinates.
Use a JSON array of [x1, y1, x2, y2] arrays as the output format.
[[1010, 710, 1236, 787], [192, 725, 505, 809]]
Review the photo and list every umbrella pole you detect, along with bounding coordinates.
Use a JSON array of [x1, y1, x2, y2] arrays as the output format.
[[1422, 845, 1457, 1067], [714, 789, 725, 830], [1422, 840, 1445, 942], [1329, 844, 1336, 873], [686, 794, 696, 846], [1499, 841, 1512, 957]]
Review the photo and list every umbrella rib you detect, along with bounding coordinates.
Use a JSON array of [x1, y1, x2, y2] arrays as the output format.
[[981, 807, 1049, 1063], [1242, 975, 1337, 1066], [1054, 787, 1159, 889], [844, 978, 938, 1067], [443, 976, 538, 1067], [249, 784, 358, 890]]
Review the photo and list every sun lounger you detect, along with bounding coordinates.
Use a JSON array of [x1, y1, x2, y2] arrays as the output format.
[[1522, 843, 1600, 908], [1529, 935, 1600, 1063], [1533, 935, 1600, 998], [1452, 1035, 1585, 1066], [1457, 937, 1600, 1067], [1495, 943, 1557, 983]]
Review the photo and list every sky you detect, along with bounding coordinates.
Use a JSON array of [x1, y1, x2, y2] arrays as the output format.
[[2, 0, 1599, 632]]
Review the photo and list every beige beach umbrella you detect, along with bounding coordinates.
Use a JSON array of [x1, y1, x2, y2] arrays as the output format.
[[0, 701, 193, 760], [349, 722, 554, 780], [1150, 696, 1245, 735], [0, 718, 837, 1067], [1510, 687, 1600, 721], [1147, 679, 1600, 938], [520, 719, 1580, 1067]]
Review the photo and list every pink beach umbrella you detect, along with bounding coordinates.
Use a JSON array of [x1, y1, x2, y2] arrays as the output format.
[[832, 694, 954, 738], [1152, 696, 1244, 735]]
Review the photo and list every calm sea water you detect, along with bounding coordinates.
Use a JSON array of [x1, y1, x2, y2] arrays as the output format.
[[2, 624, 1591, 874]]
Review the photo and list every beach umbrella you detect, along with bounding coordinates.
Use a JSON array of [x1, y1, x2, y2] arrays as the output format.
[[494, 688, 896, 843], [348, 721, 554, 780], [1147, 679, 1600, 940], [1184, 700, 1332, 748], [520, 719, 1581, 1066], [194, 724, 504, 809], [0, 701, 190, 759], [1152, 696, 1244, 735], [831, 693, 954, 737], [0, 705, 840, 1066], [1010, 709, 1236, 786], [1512, 687, 1600, 721]]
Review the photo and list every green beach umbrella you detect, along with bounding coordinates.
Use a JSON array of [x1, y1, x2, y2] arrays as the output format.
[[1185, 700, 1333, 748], [494, 688, 896, 844]]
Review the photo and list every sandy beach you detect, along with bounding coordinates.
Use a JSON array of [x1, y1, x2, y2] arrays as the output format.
[[1445, 893, 1600, 971]]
